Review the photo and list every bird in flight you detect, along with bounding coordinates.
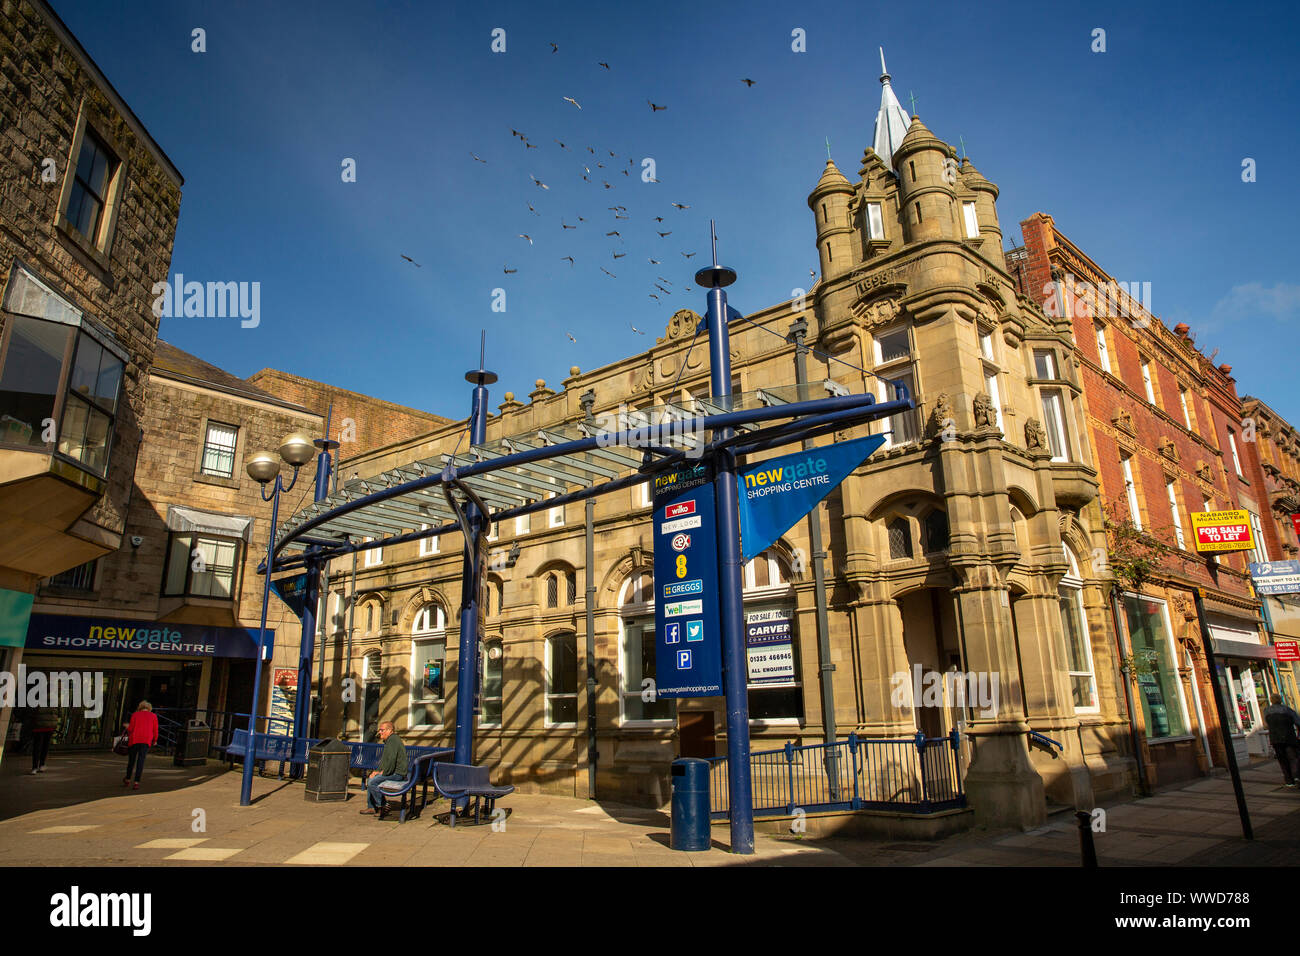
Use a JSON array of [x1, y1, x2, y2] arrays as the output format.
[[471, 152, 487, 164], [608, 205, 626, 211], [400, 255, 421, 267], [649, 294, 660, 301], [672, 202, 690, 210], [657, 277, 672, 284], [809, 269, 816, 278], [577, 216, 586, 222], [655, 284, 671, 294], [511, 129, 526, 139], [587, 146, 595, 154], [527, 202, 539, 215], [613, 251, 626, 259], [562, 221, 576, 229], [605, 230, 621, 237], [631, 324, 645, 334], [608, 151, 616, 158], [598, 61, 610, 70], [653, 216, 665, 222], [518, 234, 533, 245], [622, 169, 629, 176], [647, 258, 661, 264], [657, 231, 672, 237], [530, 175, 549, 189], [741, 78, 756, 87], [555, 139, 568, 149], [681, 251, 696, 258], [525, 142, 538, 149], [648, 101, 666, 111], [561, 256, 575, 266], [563, 96, 582, 110], [603, 181, 612, 189], [503, 267, 517, 274], [596, 162, 605, 168], [600, 266, 616, 277], [614, 213, 629, 219], [550, 42, 558, 53], [566, 331, 577, 342]]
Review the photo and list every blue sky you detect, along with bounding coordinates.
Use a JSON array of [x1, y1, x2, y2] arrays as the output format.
[[54, 0, 1300, 423]]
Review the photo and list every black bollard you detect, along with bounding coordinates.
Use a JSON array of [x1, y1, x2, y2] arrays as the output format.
[[1075, 810, 1098, 867]]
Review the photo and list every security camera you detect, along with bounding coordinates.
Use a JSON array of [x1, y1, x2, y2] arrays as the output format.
[[130, 535, 143, 548]]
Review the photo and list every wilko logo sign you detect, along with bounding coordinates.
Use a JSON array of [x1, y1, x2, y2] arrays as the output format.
[[1191, 510, 1254, 553], [666, 501, 695, 519], [671, 533, 691, 552]]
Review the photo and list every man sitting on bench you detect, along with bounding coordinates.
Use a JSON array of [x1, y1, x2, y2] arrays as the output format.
[[360, 721, 407, 817]]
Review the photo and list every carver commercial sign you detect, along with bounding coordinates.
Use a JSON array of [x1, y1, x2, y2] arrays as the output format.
[[24, 614, 272, 659]]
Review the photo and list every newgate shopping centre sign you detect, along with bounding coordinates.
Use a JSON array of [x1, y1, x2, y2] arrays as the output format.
[[25, 614, 272, 659], [652, 435, 886, 698]]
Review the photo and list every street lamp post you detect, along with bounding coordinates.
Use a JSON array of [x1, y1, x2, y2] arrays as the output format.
[[240, 434, 316, 808]]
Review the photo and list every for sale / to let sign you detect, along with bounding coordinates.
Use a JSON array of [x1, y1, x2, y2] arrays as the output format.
[[1190, 509, 1254, 553]]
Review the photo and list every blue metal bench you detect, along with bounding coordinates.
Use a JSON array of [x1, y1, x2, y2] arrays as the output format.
[[345, 742, 451, 785], [430, 762, 515, 827], [372, 752, 451, 822], [220, 730, 322, 778]]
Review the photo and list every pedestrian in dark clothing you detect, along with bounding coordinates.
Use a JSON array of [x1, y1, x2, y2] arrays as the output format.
[[360, 721, 406, 817], [1262, 694, 1300, 787], [28, 706, 58, 774], [123, 701, 158, 790]]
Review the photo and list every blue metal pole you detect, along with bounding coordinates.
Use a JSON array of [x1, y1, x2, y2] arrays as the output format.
[[697, 240, 755, 855], [454, 356, 496, 767], [290, 438, 336, 761], [241, 475, 284, 807]]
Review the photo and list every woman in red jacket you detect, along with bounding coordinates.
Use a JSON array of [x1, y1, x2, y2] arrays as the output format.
[[123, 701, 158, 790]]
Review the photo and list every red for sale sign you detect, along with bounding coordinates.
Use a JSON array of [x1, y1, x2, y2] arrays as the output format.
[[1190, 510, 1254, 553]]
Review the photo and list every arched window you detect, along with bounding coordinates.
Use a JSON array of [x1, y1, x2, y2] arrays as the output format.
[[545, 632, 578, 726], [547, 573, 559, 608], [365, 603, 374, 635], [409, 603, 446, 728], [743, 550, 790, 591], [888, 516, 913, 559], [480, 638, 503, 728], [924, 510, 950, 553], [1059, 545, 1098, 712], [619, 569, 672, 724], [567, 570, 578, 605]]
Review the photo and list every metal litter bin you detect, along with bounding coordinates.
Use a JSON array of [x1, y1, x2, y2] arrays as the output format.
[[174, 719, 210, 766], [304, 738, 351, 802], [670, 757, 711, 851]]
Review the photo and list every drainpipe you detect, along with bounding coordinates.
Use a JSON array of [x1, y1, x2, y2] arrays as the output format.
[[581, 388, 598, 800], [788, 318, 840, 799], [1108, 588, 1150, 797]]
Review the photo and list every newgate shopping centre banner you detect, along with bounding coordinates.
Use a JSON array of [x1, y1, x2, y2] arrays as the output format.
[[25, 614, 273, 659]]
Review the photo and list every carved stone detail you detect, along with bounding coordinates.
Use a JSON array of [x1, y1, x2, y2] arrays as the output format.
[[1025, 418, 1048, 451], [850, 294, 903, 331], [1112, 408, 1135, 436], [973, 392, 997, 429], [926, 393, 954, 439], [657, 309, 700, 344]]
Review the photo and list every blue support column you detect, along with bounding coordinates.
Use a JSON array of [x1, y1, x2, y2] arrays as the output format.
[[453, 363, 496, 767], [290, 438, 337, 761], [697, 251, 755, 855]]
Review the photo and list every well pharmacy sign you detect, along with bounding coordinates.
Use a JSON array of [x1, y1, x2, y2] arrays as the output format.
[[1191, 510, 1254, 554]]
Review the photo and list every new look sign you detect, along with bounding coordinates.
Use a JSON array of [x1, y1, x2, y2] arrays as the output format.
[[736, 435, 887, 562]]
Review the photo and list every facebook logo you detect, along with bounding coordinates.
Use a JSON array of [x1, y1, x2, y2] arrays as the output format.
[[686, 621, 703, 642], [665, 622, 681, 645], [677, 649, 692, 669]]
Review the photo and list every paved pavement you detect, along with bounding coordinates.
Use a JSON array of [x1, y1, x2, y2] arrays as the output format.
[[0, 750, 1296, 866]]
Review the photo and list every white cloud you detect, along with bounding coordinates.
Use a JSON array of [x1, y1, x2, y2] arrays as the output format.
[[1209, 282, 1300, 327]]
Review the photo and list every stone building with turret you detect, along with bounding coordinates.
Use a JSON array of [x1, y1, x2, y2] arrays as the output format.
[[304, 60, 1149, 831]]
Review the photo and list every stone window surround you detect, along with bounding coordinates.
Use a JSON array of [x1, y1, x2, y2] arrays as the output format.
[[54, 102, 128, 274], [192, 416, 243, 489]]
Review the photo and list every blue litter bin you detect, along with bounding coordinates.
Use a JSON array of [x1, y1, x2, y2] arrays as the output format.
[[670, 757, 711, 851]]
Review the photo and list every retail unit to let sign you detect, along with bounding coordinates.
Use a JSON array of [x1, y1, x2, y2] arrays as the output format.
[[1190, 510, 1254, 553], [653, 462, 722, 698], [1249, 560, 1300, 595]]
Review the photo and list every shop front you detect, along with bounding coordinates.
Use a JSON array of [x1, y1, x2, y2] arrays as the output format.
[[14, 613, 272, 751], [1207, 614, 1277, 759]]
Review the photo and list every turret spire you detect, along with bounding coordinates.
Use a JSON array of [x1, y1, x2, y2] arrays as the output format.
[[872, 47, 912, 173]]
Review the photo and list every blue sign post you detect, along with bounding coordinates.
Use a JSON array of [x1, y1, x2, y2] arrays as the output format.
[[653, 463, 722, 696]]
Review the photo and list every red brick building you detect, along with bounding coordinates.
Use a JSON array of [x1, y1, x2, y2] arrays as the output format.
[[1009, 213, 1274, 783]]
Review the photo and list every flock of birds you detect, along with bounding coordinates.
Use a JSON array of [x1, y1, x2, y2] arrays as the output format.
[[398, 45, 765, 341]]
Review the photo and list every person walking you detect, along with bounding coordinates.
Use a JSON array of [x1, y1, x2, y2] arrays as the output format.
[[27, 706, 58, 774], [360, 720, 406, 818], [1262, 693, 1300, 787], [123, 701, 159, 790]]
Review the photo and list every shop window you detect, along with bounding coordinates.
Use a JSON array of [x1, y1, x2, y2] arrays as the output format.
[[163, 534, 239, 598], [1123, 595, 1188, 738], [409, 604, 446, 728], [1059, 546, 1098, 711], [546, 632, 578, 726], [619, 571, 672, 724], [200, 422, 238, 478], [481, 639, 503, 727]]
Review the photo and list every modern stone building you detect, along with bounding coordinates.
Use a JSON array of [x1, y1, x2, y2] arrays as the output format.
[[0, 0, 183, 748], [1009, 212, 1273, 778], [308, 66, 1145, 828]]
